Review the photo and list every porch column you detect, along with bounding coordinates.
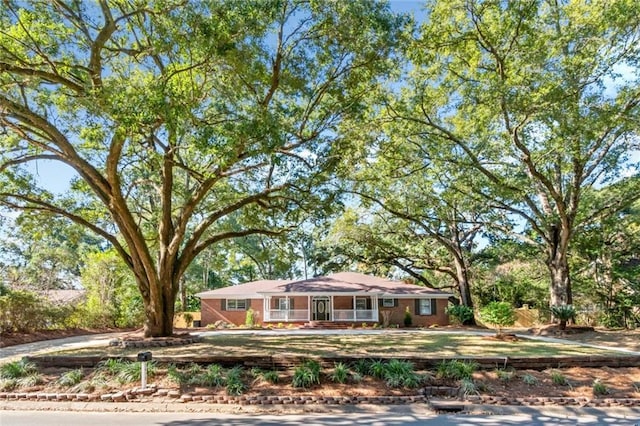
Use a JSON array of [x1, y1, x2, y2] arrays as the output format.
[[353, 295, 356, 321], [331, 295, 334, 321], [372, 295, 378, 322], [264, 297, 269, 322], [285, 295, 289, 322]]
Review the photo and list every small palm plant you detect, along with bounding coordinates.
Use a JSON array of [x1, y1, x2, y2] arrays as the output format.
[[550, 305, 575, 330]]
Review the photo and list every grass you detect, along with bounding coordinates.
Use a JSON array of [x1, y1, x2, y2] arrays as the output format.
[[46, 332, 623, 359]]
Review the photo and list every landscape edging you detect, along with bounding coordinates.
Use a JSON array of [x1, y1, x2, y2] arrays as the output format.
[[0, 389, 639, 408]]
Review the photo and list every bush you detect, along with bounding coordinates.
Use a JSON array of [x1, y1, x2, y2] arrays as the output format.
[[225, 366, 246, 395], [496, 369, 514, 382], [550, 305, 575, 330], [592, 379, 608, 396], [480, 302, 515, 334], [330, 362, 349, 384], [522, 373, 538, 386], [446, 304, 474, 325], [352, 359, 369, 376], [550, 371, 569, 386], [0, 359, 38, 379], [245, 308, 256, 328], [292, 360, 321, 388], [58, 369, 84, 387], [383, 359, 421, 388], [436, 360, 478, 381], [403, 307, 412, 327]]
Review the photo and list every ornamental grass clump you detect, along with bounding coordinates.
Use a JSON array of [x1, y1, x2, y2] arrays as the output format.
[[225, 366, 246, 395], [330, 362, 349, 384], [0, 358, 42, 390], [436, 360, 478, 381], [57, 369, 84, 387], [383, 359, 422, 389], [292, 359, 321, 389]]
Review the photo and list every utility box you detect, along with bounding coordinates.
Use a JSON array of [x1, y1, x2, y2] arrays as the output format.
[[137, 351, 152, 362]]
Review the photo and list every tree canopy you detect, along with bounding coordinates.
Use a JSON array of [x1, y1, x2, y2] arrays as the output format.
[[0, 0, 406, 336]]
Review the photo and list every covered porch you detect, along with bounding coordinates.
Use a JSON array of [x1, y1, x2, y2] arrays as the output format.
[[262, 294, 380, 323]]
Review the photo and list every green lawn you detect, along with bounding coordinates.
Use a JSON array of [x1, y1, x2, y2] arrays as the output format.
[[47, 331, 622, 358]]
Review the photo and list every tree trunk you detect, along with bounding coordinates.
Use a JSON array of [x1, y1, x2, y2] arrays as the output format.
[[547, 224, 573, 308], [141, 276, 177, 337], [453, 254, 476, 325]]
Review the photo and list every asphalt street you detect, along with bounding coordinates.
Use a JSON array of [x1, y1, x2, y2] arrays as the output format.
[[1, 404, 639, 426]]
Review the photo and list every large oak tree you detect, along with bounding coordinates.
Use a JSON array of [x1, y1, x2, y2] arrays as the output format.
[[399, 0, 640, 308], [0, 0, 405, 336]]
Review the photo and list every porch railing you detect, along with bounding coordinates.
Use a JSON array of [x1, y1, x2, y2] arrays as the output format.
[[265, 309, 309, 322], [333, 309, 377, 321]]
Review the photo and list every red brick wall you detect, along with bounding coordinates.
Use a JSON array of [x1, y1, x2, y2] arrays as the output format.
[[201, 297, 449, 327], [380, 299, 449, 327], [201, 298, 263, 326]]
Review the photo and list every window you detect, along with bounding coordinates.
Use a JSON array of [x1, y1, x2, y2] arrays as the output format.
[[382, 298, 395, 308], [226, 299, 247, 311], [418, 299, 435, 315], [278, 298, 290, 310], [355, 297, 368, 310]]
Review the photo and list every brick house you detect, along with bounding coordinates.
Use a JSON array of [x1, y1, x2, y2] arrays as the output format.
[[197, 272, 452, 328]]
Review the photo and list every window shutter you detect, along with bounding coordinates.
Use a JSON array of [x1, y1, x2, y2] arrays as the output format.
[[431, 299, 437, 315], [290, 299, 294, 309], [378, 299, 383, 307], [394, 299, 398, 307], [221, 299, 226, 311], [245, 299, 250, 311], [367, 298, 372, 310], [415, 299, 420, 315]]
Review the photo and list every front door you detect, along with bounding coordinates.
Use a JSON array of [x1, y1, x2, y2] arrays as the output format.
[[312, 296, 330, 321]]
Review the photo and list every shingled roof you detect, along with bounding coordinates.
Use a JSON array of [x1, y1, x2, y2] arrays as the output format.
[[196, 272, 451, 299]]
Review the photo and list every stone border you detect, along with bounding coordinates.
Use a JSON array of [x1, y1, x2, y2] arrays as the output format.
[[108, 336, 202, 349], [1, 388, 638, 408], [464, 395, 640, 408]]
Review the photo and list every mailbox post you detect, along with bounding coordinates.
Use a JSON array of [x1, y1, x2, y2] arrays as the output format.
[[137, 351, 152, 390]]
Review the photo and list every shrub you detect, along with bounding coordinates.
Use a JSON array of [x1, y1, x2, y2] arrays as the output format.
[[383, 359, 421, 388], [352, 359, 369, 376], [522, 373, 538, 386], [330, 362, 349, 384], [404, 307, 412, 327], [0, 359, 38, 379], [495, 369, 514, 382], [459, 378, 478, 396], [446, 304, 474, 325], [292, 360, 321, 389], [58, 369, 84, 387], [17, 373, 43, 388], [261, 370, 279, 384], [225, 366, 246, 395], [480, 302, 515, 335], [592, 379, 608, 396], [436, 360, 478, 381], [550, 305, 575, 330], [201, 364, 225, 387], [368, 359, 387, 379], [116, 360, 156, 384], [245, 308, 256, 328], [550, 371, 569, 386]]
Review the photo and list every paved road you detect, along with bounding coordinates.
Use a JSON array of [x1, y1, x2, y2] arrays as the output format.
[[1, 405, 639, 425]]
